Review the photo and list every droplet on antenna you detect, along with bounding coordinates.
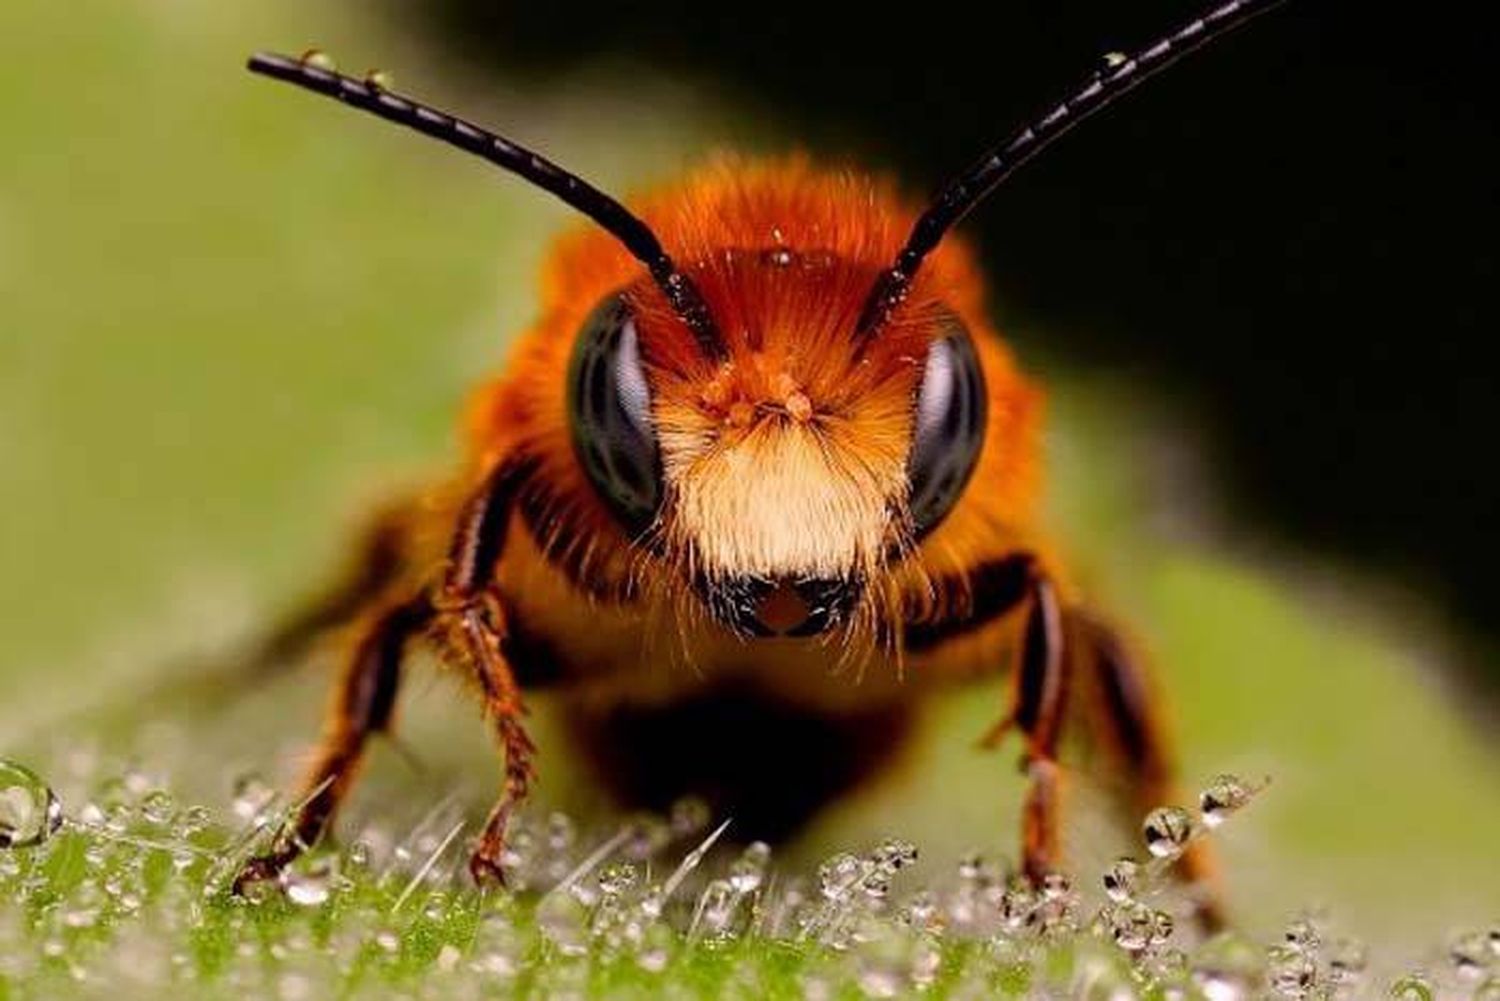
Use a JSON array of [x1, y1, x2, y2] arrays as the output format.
[[299, 49, 337, 73]]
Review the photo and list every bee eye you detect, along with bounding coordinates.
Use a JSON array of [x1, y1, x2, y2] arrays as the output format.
[[908, 321, 987, 539], [568, 294, 661, 538]]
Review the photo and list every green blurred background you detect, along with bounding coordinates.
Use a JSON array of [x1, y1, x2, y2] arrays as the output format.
[[1, 0, 1495, 958]]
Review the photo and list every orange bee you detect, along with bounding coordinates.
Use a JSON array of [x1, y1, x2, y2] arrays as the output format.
[[234, 0, 1283, 923]]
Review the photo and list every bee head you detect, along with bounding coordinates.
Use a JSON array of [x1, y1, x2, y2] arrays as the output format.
[[567, 242, 986, 639]]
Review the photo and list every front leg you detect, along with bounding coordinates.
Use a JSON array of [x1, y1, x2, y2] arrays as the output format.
[[996, 573, 1070, 883], [901, 553, 1068, 880], [234, 593, 431, 893], [904, 555, 1224, 925], [427, 455, 539, 886]]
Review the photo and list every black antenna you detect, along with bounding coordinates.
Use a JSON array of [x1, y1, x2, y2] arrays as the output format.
[[856, 0, 1286, 341], [246, 52, 725, 360]]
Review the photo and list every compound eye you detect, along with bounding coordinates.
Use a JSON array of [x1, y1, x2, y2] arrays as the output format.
[[567, 294, 661, 538], [907, 319, 987, 539]]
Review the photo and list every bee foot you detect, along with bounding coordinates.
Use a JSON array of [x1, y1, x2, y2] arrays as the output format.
[[467, 848, 509, 889]]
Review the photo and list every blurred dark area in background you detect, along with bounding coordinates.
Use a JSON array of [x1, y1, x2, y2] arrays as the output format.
[[422, 1, 1498, 684]]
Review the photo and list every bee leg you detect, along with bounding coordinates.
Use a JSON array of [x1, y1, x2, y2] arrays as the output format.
[[424, 456, 538, 887], [233, 594, 431, 893], [997, 575, 1071, 885], [1074, 613, 1225, 930]]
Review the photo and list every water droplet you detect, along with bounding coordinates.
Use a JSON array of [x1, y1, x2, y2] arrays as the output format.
[[239, 873, 280, 906], [998, 880, 1035, 931], [1151, 908, 1176, 946], [299, 49, 336, 73], [728, 841, 770, 894], [364, 69, 393, 92], [545, 812, 576, 853], [900, 890, 938, 931], [1454, 931, 1495, 980], [538, 891, 588, 956], [1389, 972, 1434, 1001], [871, 838, 918, 872], [230, 772, 274, 823], [635, 921, 675, 972], [1040, 872, 1071, 900], [1103, 857, 1142, 903], [1142, 806, 1193, 860], [0, 759, 63, 849], [598, 861, 638, 898], [1327, 936, 1368, 986], [141, 789, 174, 826], [1192, 932, 1263, 1001], [285, 869, 330, 907], [1103, 51, 1128, 69], [1268, 944, 1318, 998], [911, 937, 942, 990], [818, 853, 862, 900], [851, 919, 910, 998], [1199, 774, 1255, 828], [622, 813, 670, 860], [697, 878, 739, 938], [345, 839, 371, 871], [174, 804, 212, 837], [637, 885, 666, 921], [470, 911, 522, 978], [1109, 900, 1155, 951], [1283, 917, 1321, 954], [669, 796, 710, 837], [422, 891, 450, 921]]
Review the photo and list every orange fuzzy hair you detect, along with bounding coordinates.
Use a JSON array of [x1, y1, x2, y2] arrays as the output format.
[[466, 156, 1044, 629]]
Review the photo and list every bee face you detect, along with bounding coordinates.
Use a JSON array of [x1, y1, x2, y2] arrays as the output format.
[[567, 252, 988, 638]]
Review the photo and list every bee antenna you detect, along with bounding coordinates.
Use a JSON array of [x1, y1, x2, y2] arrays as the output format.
[[246, 52, 725, 360], [855, 0, 1287, 341]]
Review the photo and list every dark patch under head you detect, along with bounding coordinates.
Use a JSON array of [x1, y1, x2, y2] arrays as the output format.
[[563, 686, 915, 842], [567, 294, 662, 538], [902, 553, 1035, 652]]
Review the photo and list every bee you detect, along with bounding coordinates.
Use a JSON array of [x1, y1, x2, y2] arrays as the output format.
[[233, 0, 1283, 924]]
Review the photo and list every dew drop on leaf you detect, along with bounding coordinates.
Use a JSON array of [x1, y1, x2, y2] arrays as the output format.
[[1389, 973, 1434, 1001], [1453, 931, 1495, 980], [285, 869, 330, 907], [668, 797, 710, 838], [1192, 932, 1263, 1001], [0, 759, 63, 849], [537, 891, 588, 956], [1199, 773, 1255, 828], [1283, 917, 1321, 954], [728, 841, 770, 894], [598, 861, 639, 898], [1103, 857, 1142, 903], [1268, 944, 1318, 998], [1142, 806, 1193, 860], [1109, 900, 1155, 951], [1327, 936, 1369, 985], [818, 853, 861, 901], [140, 789, 174, 826]]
